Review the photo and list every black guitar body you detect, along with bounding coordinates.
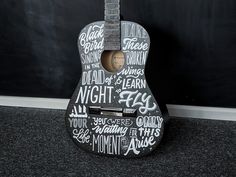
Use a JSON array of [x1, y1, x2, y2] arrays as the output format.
[[65, 20, 164, 158]]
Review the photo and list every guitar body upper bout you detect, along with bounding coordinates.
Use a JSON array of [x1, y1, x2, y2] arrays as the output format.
[[65, 21, 164, 158]]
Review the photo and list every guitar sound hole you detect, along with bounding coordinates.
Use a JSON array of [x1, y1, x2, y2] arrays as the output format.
[[101, 50, 125, 73]]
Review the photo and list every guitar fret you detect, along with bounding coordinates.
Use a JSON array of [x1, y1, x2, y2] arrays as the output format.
[[105, 24, 120, 29], [105, 9, 119, 16], [105, 16, 120, 21], [105, 3, 119, 9], [104, 33, 120, 39], [105, 0, 119, 4]]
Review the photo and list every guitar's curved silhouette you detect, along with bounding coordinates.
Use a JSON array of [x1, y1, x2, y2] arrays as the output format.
[[65, 0, 164, 157]]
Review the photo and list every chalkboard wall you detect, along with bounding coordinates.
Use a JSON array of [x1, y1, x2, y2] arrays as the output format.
[[0, 0, 236, 108]]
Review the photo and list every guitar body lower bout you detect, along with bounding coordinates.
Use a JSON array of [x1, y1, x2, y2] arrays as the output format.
[[65, 21, 164, 157]]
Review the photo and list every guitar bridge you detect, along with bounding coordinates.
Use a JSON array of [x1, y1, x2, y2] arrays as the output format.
[[89, 106, 137, 117]]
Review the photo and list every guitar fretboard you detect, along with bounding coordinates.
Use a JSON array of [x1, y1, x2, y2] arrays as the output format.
[[104, 0, 121, 50]]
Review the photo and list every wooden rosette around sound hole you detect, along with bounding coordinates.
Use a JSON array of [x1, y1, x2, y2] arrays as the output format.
[[101, 51, 125, 73]]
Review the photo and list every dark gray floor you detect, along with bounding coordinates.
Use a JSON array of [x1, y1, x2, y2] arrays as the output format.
[[0, 106, 235, 177]]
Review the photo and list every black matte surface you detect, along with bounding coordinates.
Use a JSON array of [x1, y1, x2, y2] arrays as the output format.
[[0, 106, 235, 177], [0, 0, 236, 108]]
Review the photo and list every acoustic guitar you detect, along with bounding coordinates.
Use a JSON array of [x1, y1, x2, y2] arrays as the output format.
[[65, 0, 164, 157]]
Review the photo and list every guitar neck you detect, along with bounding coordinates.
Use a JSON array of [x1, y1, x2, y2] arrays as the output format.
[[104, 0, 121, 51]]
